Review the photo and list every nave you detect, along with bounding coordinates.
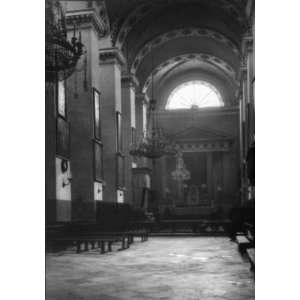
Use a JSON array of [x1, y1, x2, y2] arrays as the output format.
[[45, 0, 255, 299], [46, 237, 254, 300]]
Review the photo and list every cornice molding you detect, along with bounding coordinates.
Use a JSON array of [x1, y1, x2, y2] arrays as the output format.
[[131, 27, 240, 74], [132, 167, 152, 175], [176, 141, 233, 153], [99, 47, 126, 66], [156, 106, 239, 117], [242, 34, 254, 53], [66, 9, 107, 38], [142, 53, 237, 93]]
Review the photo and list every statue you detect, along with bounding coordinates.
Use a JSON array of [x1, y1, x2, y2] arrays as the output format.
[[171, 151, 191, 205]]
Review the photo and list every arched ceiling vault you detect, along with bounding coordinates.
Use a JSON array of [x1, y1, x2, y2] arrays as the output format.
[[107, 0, 248, 48], [130, 27, 240, 74], [144, 56, 238, 107], [143, 53, 237, 92], [104, 0, 248, 106]]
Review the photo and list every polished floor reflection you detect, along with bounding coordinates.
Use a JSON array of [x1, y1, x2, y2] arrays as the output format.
[[46, 237, 254, 300]]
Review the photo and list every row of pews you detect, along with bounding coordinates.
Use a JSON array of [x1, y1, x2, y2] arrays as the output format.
[[46, 202, 149, 254], [236, 222, 255, 271], [46, 224, 148, 254], [131, 218, 231, 235]]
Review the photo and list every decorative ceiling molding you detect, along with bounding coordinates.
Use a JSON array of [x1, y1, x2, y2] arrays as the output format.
[[130, 28, 240, 74], [176, 141, 232, 152], [142, 53, 237, 93], [113, 2, 154, 47], [112, 0, 246, 48]]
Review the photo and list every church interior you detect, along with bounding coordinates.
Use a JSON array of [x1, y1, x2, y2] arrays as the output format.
[[45, 0, 255, 299]]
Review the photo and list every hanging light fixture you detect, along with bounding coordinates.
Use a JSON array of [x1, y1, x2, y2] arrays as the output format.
[[130, 42, 176, 160], [45, 0, 84, 82], [130, 98, 176, 159]]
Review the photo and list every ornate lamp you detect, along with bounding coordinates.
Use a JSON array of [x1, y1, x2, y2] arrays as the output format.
[[130, 41, 176, 160], [130, 98, 176, 159], [45, 0, 84, 82]]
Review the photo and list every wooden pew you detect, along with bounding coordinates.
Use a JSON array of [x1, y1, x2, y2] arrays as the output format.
[[50, 236, 121, 253], [236, 235, 251, 254], [246, 248, 255, 271], [46, 203, 150, 254], [46, 223, 130, 254], [235, 221, 254, 255]]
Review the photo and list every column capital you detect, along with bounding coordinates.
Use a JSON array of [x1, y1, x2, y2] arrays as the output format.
[[99, 47, 126, 66], [241, 34, 254, 53], [136, 92, 149, 104], [121, 73, 140, 89], [66, 8, 107, 38]]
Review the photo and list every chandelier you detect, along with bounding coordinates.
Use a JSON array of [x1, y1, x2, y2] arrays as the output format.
[[171, 151, 191, 182], [46, 0, 84, 82], [130, 98, 176, 159]]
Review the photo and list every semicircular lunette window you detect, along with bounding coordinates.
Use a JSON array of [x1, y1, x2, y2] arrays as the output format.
[[166, 80, 224, 110]]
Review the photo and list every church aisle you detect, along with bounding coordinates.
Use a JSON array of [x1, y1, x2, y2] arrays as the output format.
[[46, 237, 254, 300]]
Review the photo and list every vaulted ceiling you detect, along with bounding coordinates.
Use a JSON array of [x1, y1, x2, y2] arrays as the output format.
[[104, 0, 250, 106]]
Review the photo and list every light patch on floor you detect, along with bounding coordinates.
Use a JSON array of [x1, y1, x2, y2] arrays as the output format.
[[46, 237, 254, 300]]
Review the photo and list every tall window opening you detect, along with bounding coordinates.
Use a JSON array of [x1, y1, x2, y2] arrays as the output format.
[[166, 80, 223, 110]]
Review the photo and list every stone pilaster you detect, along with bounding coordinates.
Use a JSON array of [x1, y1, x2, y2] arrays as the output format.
[[99, 47, 125, 203], [121, 73, 139, 204], [135, 93, 151, 169]]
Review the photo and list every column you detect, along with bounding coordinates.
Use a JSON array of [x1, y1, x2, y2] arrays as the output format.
[[121, 73, 139, 205], [239, 55, 248, 204], [99, 47, 126, 203], [206, 152, 214, 207], [135, 93, 150, 168]]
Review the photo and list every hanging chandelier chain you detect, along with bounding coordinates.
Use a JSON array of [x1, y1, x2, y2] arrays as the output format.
[[45, 0, 85, 82]]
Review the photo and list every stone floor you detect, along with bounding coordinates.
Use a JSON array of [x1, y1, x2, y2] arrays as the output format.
[[46, 237, 254, 300]]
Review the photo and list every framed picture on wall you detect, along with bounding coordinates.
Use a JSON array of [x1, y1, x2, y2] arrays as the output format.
[[116, 153, 125, 188], [93, 88, 101, 140], [94, 140, 103, 181], [116, 111, 122, 153], [56, 116, 70, 159], [57, 80, 66, 118]]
